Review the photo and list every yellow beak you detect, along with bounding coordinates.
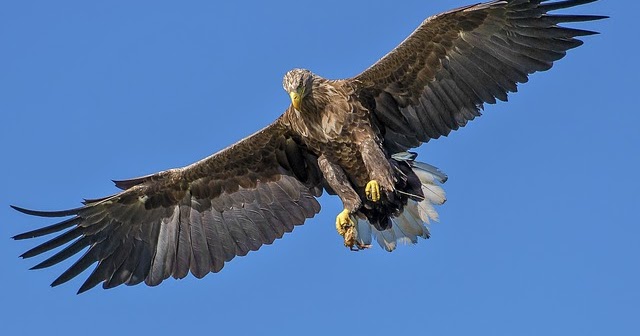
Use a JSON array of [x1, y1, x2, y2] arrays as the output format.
[[289, 91, 301, 110]]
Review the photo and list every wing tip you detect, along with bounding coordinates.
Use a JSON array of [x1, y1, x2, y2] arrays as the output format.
[[49, 272, 77, 290], [11, 204, 83, 218], [29, 262, 47, 270], [76, 282, 96, 295], [10, 204, 29, 214], [541, 0, 600, 12], [12, 232, 28, 241], [48, 279, 86, 296], [589, 15, 609, 21], [21, 250, 41, 260]]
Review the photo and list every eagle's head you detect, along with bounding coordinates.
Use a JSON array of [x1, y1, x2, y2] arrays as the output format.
[[283, 68, 315, 112]]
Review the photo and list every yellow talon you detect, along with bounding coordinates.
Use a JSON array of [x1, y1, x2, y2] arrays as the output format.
[[335, 209, 371, 251], [365, 180, 381, 202], [335, 209, 354, 236], [335, 209, 356, 247]]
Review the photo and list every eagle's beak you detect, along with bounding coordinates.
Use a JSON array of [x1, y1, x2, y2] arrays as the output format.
[[289, 91, 301, 110]]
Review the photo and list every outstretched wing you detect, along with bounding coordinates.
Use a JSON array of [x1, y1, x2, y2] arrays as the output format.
[[13, 115, 324, 293], [351, 0, 605, 152]]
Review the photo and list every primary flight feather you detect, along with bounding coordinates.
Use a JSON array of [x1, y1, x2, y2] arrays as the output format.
[[12, 0, 605, 293]]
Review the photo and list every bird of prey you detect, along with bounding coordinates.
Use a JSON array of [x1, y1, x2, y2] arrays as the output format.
[[12, 0, 604, 293]]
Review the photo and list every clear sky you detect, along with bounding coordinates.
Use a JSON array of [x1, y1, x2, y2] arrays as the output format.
[[1, 1, 636, 335]]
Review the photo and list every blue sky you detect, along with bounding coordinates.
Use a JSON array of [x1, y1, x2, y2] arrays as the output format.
[[1, 1, 636, 335]]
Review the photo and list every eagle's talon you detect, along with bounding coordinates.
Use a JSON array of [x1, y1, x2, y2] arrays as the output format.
[[365, 180, 381, 202], [335, 209, 354, 237], [336, 209, 361, 248], [349, 243, 372, 251]]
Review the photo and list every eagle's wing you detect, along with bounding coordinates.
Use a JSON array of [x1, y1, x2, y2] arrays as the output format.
[[13, 115, 323, 293], [350, 0, 605, 152]]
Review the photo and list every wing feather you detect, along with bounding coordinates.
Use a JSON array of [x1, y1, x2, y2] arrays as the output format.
[[103, 239, 134, 289], [12, 217, 81, 240], [29, 234, 89, 269], [147, 206, 179, 285], [13, 118, 324, 292], [188, 203, 211, 279], [212, 210, 238, 263], [129, 224, 155, 286], [175, 202, 193, 279], [201, 208, 225, 273], [21, 227, 85, 259], [352, 0, 604, 150]]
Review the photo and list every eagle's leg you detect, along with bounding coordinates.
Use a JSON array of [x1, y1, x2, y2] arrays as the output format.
[[358, 134, 395, 202], [317, 154, 364, 249]]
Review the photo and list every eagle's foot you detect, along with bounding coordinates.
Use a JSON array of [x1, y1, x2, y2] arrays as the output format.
[[335, 209, 354, 237], [336, 209, 371, 251], [344, 226, 371, 251], [365, 180, 381, 202]]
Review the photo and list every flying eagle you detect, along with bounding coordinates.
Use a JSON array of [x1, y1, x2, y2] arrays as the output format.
[[12, 0, 604, 293]]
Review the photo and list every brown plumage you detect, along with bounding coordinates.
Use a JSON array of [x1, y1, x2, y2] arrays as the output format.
[[12, 0, 605, 293]]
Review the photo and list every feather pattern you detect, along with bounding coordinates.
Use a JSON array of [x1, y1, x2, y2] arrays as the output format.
[[353, 0, 606, 152], [356, 161, 446, 251], [13, 120, 323, 293], [12, 0, 603, 293]]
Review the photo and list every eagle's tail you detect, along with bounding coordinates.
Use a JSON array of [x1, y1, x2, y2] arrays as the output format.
[[355, 152, 447, 252]]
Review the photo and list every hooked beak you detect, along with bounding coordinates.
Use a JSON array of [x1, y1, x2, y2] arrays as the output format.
[[289, 91, 302, 110]]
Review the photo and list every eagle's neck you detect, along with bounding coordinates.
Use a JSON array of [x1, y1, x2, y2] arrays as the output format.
[[300, 76, 333, 116], [282, 81, 326, 139]]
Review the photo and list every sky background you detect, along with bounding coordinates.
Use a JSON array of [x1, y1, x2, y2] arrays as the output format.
[[0, 1, 636, 335]]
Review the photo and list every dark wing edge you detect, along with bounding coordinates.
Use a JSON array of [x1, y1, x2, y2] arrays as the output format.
[[12, 117, 324, 294], [350, 0, 607, 152]]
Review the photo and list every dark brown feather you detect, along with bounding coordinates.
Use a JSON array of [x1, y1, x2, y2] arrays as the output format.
[[13, 119, 324, 292], [352, 0, 605, 151]]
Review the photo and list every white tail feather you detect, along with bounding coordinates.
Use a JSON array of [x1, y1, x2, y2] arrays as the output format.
[[411, 161, 448, 183], [373, 227, 397, 251], [422, 184, 446, 205], [356, 160, 446, 251], [414, 168, 436, 184], [356, 218, 372, 246], [395, 212, 422, 241], [416, 198, 439, 223]]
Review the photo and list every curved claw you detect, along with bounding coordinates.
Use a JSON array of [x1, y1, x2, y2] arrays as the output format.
[[335, 209, 357, 248], [365, 180, 381, 202], [335, 209, 371, 250], [335, 209, 354, 237], [349, 243, 372, 251]]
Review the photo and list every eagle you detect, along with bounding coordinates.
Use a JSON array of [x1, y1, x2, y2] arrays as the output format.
[[12, 0, 604, 293]]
